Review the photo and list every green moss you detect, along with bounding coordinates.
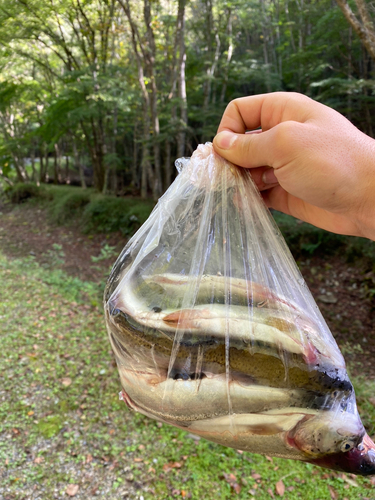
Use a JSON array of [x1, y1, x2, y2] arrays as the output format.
[[37, 415, 64, 438]]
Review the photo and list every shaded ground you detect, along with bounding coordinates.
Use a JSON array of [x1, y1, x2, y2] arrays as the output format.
[[1, 201, 374, 376], [0, 202, 128, 283]]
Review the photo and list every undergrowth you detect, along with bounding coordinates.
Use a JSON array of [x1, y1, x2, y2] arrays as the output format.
[[3, 184, 375, 265], [3, 183, 155, 235]]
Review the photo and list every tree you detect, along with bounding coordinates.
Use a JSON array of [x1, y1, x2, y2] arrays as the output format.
[[335, 0, 375, 63]]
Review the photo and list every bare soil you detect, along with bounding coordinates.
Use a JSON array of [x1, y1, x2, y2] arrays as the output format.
[[0, 201, 374, 377]]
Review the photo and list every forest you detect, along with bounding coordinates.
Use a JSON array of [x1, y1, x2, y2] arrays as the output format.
[[0, 0, 374, 198]]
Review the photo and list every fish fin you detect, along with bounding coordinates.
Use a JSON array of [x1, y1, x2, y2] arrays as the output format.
[[163, 309, 210, 327]]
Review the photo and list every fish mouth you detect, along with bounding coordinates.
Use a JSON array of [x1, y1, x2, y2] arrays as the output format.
[[308, 433, 375, 476]]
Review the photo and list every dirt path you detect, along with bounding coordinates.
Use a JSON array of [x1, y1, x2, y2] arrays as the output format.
[[0, 201, 374, 377]]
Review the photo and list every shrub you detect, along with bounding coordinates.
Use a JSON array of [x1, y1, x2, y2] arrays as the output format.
[[273, 211, 375, 264], [82, 195, 154, 234], [4, 182, 47, 204], [49, 190, 91, 224]]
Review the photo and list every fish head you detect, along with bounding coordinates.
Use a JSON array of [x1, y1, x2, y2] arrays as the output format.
[[308, 433, 375, 476], [289, 411, 365, 458]]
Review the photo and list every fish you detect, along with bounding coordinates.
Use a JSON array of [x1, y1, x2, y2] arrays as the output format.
[[117, 366, 313, 422], [118, 368, 367, 465], [105, 272, 375, 475], [113, 274, 344, 367]]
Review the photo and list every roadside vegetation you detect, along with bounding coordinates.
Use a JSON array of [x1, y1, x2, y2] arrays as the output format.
[[4, 182, 375, 271], [3, 183, 155, 236]]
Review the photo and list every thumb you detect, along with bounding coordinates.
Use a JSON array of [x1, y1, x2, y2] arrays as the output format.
[[213, 130, 275, 169]]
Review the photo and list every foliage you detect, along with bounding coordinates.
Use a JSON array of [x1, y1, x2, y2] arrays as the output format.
[[273, 211, 375, 264], [82, 194, 155, 234], [0, 0, 373, 197], [18, 184, 156, 234], [4, 182, 47, 204], [48, 190, 92, 224]]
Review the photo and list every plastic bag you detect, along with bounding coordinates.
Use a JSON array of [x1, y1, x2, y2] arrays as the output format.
[[104, 143, 375, 475]]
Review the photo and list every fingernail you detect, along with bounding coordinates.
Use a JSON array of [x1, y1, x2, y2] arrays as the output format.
[[262, 169, 278, 185], [215, 131, 237, 150]]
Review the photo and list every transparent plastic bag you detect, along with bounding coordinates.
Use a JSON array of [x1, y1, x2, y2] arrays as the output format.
[[104, 143, 375, 475]]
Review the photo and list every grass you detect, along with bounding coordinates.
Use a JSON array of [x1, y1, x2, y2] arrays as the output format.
[[1, 250, 375, 499]]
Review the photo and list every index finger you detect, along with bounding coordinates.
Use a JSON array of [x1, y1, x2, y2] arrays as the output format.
[[217, 94, 270, 134], [217, 92, 316, 134]]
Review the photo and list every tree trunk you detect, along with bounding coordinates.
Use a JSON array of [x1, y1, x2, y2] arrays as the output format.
[[54, 143, 62, 184], [202, 0, 221, 141], [65, 147, 70, 184], [119, 0, 154, 199], [44, 148, 49, 183], [176, 0, 187, 158], [164, 138, 172, 188], [12, 155, 28, 183], [72, 139, 86, 189], [144, 0, 162, 199], [39, 151, 44, 184], [220, 8, 234, 103], [132, 119, 139, 189], [31, 144, 36, 182], [336, 0, 375, 63]]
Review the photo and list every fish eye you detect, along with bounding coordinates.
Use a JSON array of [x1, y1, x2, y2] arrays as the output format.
[[340, 441, 354, 453]]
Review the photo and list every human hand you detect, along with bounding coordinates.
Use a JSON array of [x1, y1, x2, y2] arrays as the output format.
[[213, 92, 375, 241]]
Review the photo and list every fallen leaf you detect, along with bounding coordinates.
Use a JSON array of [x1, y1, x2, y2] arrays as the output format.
[[27, 411, 34, 416], [134, 458, 143, 462], [267, 487, 275, 498], [61, 377, 72, 387], [66, 484, 79, 497], [265, 455, 273, 462], [86, 454, 93, 464], [341, 476, 359, 487], [34, 457, 44, 464], [328, 485, 338, 500], [251, 473, 261, 480], [276, 479, 285, 496], [148, 466, 156, 473], [233, 483, 241, 494], [163, 461, 182, 471], [138, 444, 145, 450]]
